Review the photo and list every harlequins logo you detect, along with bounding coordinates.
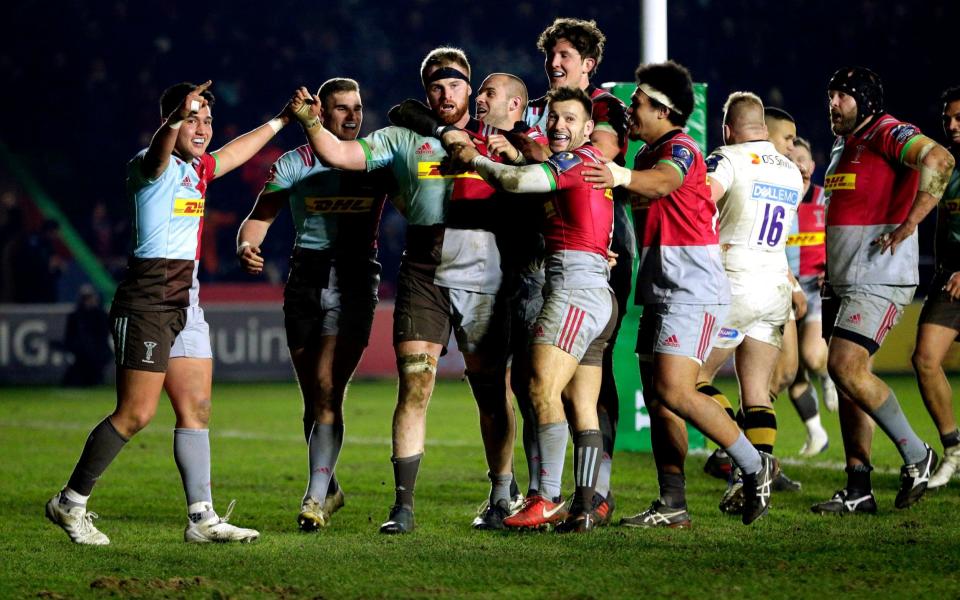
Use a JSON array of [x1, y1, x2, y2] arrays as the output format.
[[143, 341, 158, 364]]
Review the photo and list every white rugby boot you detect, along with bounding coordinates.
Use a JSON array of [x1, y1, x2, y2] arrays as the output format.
[[184, 500, 259, 543], [929, 444, 960, 489], [45, 492, 110, 545]]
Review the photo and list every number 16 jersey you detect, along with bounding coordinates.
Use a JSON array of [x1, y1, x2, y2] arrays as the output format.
[[705, 140, 803, 274]]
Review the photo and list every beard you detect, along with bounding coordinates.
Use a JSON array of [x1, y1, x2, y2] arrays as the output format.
[[436, 101, 469, 125], [830, 109, 858, 136]]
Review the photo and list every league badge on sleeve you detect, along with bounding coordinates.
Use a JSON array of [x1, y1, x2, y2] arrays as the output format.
[[891, 124, 919, 145], [671, 144, 695, 175], [547, 151, 583, 174]]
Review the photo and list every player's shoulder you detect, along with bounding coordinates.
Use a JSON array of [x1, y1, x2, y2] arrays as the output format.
[[868, 113, 920, 142], [277, 144, 318, 168]]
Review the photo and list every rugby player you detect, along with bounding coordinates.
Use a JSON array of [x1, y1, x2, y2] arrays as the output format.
[[46, 81, 291, 544], [912, 85, 960, 488], [523, 17, 633, 518], [583, 61, 778, 527], [786, 136, 834, 456], [812, 67, 954, 514], [292, 48, 515, 534], [693, 92, 803, 516], [237, 78, 393, 530], [449, 86, 617, 532]]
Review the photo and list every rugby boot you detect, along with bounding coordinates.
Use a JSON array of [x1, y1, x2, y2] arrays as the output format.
[[929, 444, 960, 489], [502, 494, 567, 529], [298, 496, 329, 532], [741, 452, 779, 525], [379, 504, 415, 534], [895, 446, 937, 509], [620, 499, 691, 529], [703, 448, 734, 481], [322, 487, 346, 516], [472, 499, 509, 531], [45, 493, 110, 545], [811, 488, 878, 515], [773, 469, 802, 492], [184, 500, 259, 543]]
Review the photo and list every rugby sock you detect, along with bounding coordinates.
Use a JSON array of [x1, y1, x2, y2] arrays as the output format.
[[305, 422, 344, 503], [573, 430, 603, 509], [868, 391, 927, 464], [596, 409, 616, 497], [791, 385, 820, 422], [522, 417, 541, 495], [60, 487, 90, 509], [941, 429, 960, 449], [489, 472, 513, 507], [698, 383, 737, 422], [744, 406, 777, 454], [392, 453, 422, 510], [537, 422, 569, 500], [174, 428, 216, 522], [845, 464, 873, 494], [66, 417, 128, 497], [725, 433, 762, 475], [658, 471, 686, 509]]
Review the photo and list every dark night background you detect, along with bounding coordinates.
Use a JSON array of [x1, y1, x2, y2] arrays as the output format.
[[1, 0, 956, 301]]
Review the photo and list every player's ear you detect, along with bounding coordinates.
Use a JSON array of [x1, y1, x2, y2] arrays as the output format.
[[584, 119, 595, 137], [583, 57, 597, 76]]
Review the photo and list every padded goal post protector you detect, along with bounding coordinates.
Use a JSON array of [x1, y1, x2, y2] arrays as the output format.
[[602, 81, 709, 452]]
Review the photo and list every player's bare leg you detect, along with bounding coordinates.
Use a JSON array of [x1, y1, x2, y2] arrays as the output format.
[[913, 323, 960, 487]]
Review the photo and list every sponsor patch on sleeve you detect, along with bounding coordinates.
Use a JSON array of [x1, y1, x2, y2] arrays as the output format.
[[546, 151, 583, 174], [670, 143, 695, 175], [890, 124, 919, 145]]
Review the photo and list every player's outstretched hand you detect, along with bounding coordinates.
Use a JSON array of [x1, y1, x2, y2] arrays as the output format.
[[945, 271, 960, 301], [582, 162, 615, 189], [237, 244, 264, 275]]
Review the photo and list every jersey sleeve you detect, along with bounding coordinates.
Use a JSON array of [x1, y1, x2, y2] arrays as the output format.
[[358, 126, 407, 171], [263, 148, 308, 193], [705, 148, 735, 191], [873, 119, 924, 164], [200, 153, 218, 184], [658, 139, 697, 181]]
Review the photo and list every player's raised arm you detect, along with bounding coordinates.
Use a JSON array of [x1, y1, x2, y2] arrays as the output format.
[[292, 87, 368, 171], [210, 92, 292, 179], [142, 80, 213, 180]]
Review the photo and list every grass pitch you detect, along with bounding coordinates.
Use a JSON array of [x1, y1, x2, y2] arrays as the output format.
[[2, 375, 959, 599]]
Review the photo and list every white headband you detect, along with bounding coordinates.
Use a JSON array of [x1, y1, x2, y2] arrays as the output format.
[[639, 83, 683, 116]]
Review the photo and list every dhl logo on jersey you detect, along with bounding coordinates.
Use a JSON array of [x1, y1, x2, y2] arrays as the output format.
[[173, 198, 205, 217], [304, 196, 373, 213], [786, 232, 825, 246], [825, 173, 856, 191], [417, 162, 484, 180]]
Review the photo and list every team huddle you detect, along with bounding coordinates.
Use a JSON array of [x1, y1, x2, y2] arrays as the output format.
[[44, 18, 959, 544]]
